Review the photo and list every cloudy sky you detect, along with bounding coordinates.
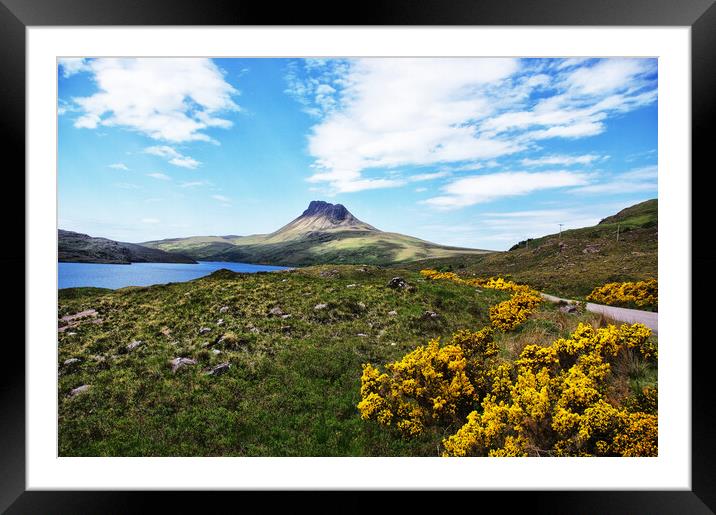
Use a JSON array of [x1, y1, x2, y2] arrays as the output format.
[[58, 57, 657, 250]]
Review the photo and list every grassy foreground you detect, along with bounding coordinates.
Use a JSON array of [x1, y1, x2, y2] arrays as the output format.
[[58, 265, 653, 456]]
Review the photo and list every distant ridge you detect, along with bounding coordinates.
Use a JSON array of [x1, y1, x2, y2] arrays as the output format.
[[59, 229, 197, 264]]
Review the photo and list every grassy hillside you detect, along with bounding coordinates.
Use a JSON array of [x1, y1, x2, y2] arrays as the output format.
[[145, 230, 491, 266], [57, 265, 641, 457], [59, 229, 197, 264], [401, 199, 657, 299]]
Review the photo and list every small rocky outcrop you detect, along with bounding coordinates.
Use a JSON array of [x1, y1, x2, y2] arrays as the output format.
[[127, 340, 143, 351], [205, 362, 231, 376], [387, 277, 409, 289], [68, 384, 90, 397], [170, 357, 197, 373]]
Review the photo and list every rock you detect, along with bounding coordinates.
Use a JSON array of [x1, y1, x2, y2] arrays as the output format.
[[199, 327, 212, 335], [346, 284, 357, 288], [281, 279, 288, 282], [281, 325, 292, 333], [387, 277, 409, 289], [357, 333, 368, 337], [559, 305, 578, 314], [268, 307, 285, 316], [217, 319, 224, 326], [314, 303, 328, 310], [161, 327, 172, 337], [69, 384, 90, 397], [219, 306, 230, 313], [582, 245, 601, 254], [212, 349, 222, 355], [170, 357, 197, 372], [388, 310, 398, 316], [249, 327, 260, 334], [320, 269, 340, 278], [356, 267, 368, 273], [127, 340, 143, 351], [390, 342, 396, 346], [357, 302, 366, 310], [66, 332, 77, 336], [60, 309, 98, 323], [63, 358, 81, 366], [205, 362, 231, 376], [281, 314, 292, 319], [421, 310, 439, 320]]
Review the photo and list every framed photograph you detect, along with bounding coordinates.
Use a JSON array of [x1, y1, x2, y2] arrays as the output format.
[[4, 0, 713, 511]]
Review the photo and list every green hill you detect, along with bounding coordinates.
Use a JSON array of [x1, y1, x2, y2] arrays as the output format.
[[59, 229, 197, 264], [400, 199, 658, 299], [142, 200, 491, 266]]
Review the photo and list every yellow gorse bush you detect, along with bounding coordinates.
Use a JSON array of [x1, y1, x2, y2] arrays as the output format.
[[357, 328, 498, 437], [586, 279, 657, 308], [441, 322, 657, 457], [359, 319, 658, 457], [420, 269, 543, 331]]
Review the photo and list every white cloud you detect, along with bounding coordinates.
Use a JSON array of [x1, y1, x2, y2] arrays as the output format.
[[67, 58, 239, 143], [108, 163, 130, 171], [211, 194, 231, 202], [58, 58, 90, 77], [570, 165, 657, 195], [415, 187, 428, 193], [425, 170, 589, 209], [147, 172, 171, 181], [141, 218, 160, 224], [296, 58, 656, 194], [145, 145, 201, 169], [520, 154, 604, 167], [409, 171, 451, 182], [113, 182, 140, 190], [179, 180, 208, 188]]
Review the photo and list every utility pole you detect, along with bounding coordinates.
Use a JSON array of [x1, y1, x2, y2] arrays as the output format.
[[558, 223, 564, 241], [616, 223, 620, 242]]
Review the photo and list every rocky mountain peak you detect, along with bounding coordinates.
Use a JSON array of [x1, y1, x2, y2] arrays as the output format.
[[302, 201, 352, 222]]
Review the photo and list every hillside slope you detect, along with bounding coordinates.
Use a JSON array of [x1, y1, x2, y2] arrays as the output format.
[[402, 199, 658, 299], [59, 229, 197, 264], [143, 201, 491, 266]]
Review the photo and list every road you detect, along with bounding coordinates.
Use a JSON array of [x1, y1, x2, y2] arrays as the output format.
[[540, 293, 658, 334]]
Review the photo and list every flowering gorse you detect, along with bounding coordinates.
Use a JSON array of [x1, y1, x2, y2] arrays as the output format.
[[359, 318, 658, 457], [586, 279, 657, 309], [420, 270, 543, 331]]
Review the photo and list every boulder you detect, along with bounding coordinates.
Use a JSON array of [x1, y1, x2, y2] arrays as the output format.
[[199, 327, 212, 335], [219, 306, 230, 314], [314, 303, 328, 310], [205, 362, 231, 376], [387, 277, 409, 289], [69, 384, 90, 397], [268, 307, 285, 316], [388, 310, 398, 316], [559, 305, 578, 314], [127, 340, 143, 351], [421, 310, 439, 320], [170, 357, 197, 373], [63, 358, 81, 366]]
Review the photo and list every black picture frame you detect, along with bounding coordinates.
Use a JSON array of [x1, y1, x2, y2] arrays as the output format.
[[2, 0, 713, 512]]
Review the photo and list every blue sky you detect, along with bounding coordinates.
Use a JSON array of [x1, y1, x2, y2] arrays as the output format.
[[58, 57, 657, 250]]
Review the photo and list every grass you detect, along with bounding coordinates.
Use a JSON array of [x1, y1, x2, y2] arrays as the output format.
[[58, 265, 657, 457]]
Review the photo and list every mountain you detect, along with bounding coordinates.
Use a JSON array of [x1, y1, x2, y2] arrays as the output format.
[[59, 229, 197, 264], [400, 199, 658, 299], [142, 200, 491, 266]]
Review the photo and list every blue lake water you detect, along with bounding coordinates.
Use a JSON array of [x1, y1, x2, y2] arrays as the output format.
[[58, 261, 291, 290]]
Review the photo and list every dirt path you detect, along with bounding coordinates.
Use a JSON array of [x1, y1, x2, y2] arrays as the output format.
[[540, 293, 658, 334]]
